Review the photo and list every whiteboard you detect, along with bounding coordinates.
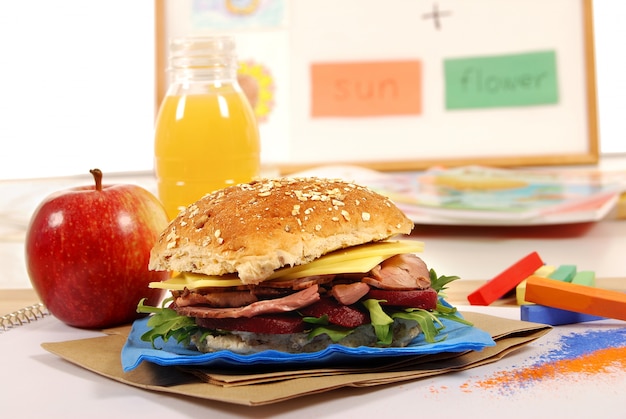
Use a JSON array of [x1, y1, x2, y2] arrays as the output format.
[[158, 0, 598, 173]]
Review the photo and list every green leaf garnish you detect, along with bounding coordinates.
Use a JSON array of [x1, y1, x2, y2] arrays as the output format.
[[391, 309, 445, 343], [362, 299, 395, 345], [136, 298, 200, 349], [429, 268, 460, 294], [307, 324, 354, 342], [304, 314, 354, 342], [302, 314, 329, 325], [434, 302, 473, 326]]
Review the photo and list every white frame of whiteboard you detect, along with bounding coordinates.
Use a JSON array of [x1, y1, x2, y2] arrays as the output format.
[[155, 0, 598, 173]]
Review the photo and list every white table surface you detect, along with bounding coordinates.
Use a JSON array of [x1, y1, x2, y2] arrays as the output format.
[[1, 304, 624, 419]]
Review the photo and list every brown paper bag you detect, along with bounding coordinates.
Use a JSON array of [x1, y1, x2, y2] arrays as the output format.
[[42, 312, 550, 406]]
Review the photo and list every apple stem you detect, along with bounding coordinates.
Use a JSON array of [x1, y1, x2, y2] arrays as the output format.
[[90, 168, 103, 191]]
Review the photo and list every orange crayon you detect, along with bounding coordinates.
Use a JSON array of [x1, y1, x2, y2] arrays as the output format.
[[525, 276, 626, 321]]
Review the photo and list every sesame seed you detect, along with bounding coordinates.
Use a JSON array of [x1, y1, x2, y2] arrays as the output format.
[[341, 210, 351, 221], [188, 205, 200, 217], [362, 212, 371, 221], [165, 230, 177, 245], [294, 190, 309, 201]]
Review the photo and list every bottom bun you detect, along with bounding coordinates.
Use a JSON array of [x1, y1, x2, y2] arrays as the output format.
[[191, 318, 422, 354]]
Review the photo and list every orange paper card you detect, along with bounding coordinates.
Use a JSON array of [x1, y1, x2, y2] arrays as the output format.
[[311, 61, 422, 117]]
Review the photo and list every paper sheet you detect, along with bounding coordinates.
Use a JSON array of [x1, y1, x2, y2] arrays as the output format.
[[41, 312, 550, 406]]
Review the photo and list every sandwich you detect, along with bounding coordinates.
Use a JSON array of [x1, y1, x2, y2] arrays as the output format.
[[137, 177, 468, 354]]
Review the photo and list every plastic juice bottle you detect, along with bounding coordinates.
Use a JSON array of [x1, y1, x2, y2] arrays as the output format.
[[154, 36, 261, 219]]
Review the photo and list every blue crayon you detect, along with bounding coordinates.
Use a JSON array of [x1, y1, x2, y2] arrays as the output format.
[[521, 304, 605, 326]]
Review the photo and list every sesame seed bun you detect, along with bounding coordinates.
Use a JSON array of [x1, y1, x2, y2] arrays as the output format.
[[149, 177, 414, 285]]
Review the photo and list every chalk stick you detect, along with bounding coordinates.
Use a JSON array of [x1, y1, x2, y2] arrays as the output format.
[[467, 252, 544, 306], [533, 265, 557, 278], [525, 275, 626, 321], [516, 280, 529, 305], [520, 270, 600, 325], [516, 265, 556, 305], [547, 265, 577, 282], [520, 304, 605, 326], [571, 271, 596, 287]]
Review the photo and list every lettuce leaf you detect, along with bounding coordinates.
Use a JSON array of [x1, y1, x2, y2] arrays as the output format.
[[307, 324, 354, 342], [430, 268, 460, 294], [362, 299, 394, 345], [136, 298, 199, 349]]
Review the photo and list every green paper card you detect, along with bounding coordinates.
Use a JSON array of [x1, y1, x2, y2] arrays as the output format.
[[445, 51, 559, 109]]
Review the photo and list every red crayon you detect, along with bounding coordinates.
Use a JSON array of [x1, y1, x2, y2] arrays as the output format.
[[468, 252, 544, 306]]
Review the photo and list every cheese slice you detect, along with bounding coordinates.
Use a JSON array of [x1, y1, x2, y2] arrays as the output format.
[[150, 240, 424, 291]]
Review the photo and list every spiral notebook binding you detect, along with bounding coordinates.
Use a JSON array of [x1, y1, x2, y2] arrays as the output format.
[[1, 303, 49, 331]]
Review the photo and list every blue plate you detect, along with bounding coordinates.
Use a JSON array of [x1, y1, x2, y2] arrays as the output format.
[[121, 312, 495, 372]]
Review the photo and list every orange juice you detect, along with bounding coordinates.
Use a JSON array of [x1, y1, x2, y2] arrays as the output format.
[[154, 88, 261, 219]]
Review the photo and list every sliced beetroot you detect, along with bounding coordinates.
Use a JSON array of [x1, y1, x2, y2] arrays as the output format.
[[299, 297, 370, 328], [366, 288, 438, 310], [196, 313, 306, 334]]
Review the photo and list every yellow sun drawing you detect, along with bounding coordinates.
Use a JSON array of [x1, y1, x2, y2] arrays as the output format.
[[225, 0, 260, 15], [237, 61, 275, 123]]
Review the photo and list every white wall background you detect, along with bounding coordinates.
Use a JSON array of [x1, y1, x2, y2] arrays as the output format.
[[0, 1, 155, 180], [593, 0, 626, 154], [0, 1, 623, 180]]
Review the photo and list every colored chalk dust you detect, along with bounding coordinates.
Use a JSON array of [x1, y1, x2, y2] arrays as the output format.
[[460, 327, 626, 396]]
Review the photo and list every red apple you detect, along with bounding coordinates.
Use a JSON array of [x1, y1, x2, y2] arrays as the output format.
[[25, 169, 170, 329]]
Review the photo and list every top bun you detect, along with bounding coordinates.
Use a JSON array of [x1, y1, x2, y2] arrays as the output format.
[[149, 177, 414, 285]]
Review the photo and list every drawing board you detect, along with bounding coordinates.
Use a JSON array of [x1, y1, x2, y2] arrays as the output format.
[[157, 0, 598, 172]]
